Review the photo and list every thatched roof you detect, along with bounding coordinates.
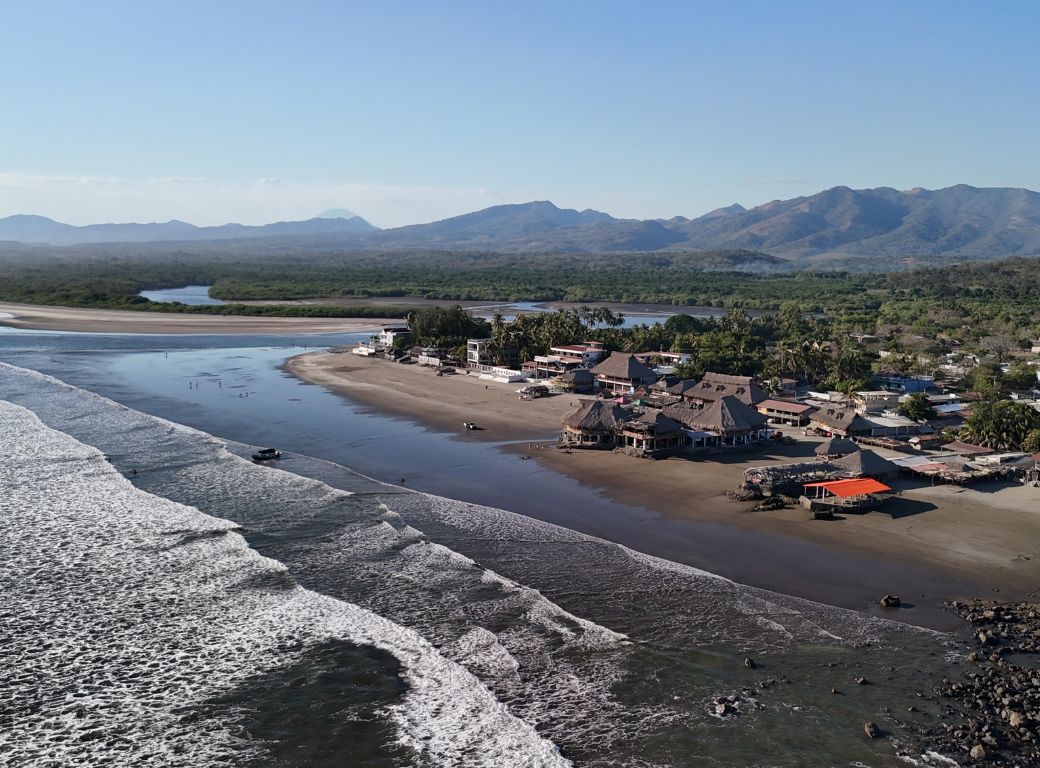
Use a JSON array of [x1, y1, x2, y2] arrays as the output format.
[[668, 395, 768, 434], [561, 400, 629, 432], [591, 352, 656, 381], [814, 438, 860, 457], [666, 379, 702, 397], [628, 410, 683, 434], [650, 375, 680, 392], [832, 449, 897, 478], [685, 372, 767, 405], [811, 406, 873, 433], [555, 368, 594, 384]]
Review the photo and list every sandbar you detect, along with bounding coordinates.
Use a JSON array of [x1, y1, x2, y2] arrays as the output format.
[[0, 301, 393, 335]]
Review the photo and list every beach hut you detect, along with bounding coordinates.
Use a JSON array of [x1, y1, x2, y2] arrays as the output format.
[[561, 400, 629, 448], [814, 438, 861, 460], [830, 449, 898, 479], [666, 395, 769, 446]]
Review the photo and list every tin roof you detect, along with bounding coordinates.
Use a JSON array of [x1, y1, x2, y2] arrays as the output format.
[[803, 478, 891, 497]]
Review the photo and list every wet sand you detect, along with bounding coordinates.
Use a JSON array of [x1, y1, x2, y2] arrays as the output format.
[[0, 301, 393, 335], [288, 351, 1040, 612]]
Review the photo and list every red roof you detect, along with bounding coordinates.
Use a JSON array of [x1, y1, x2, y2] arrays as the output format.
[[803, 478, 891, 497], [552, 345, 591, 353], [758, 399, 814, 414]]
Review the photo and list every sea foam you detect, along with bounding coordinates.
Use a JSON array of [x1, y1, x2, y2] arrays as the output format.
[[0, 397, 569, 767]]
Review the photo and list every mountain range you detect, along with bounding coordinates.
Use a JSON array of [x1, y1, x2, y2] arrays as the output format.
[[0, 212, 378, 246], [4, 184, 1040, 271]]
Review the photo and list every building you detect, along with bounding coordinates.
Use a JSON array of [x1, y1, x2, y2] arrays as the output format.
[[665, 395, 770, 446], [466, 338, 520, 370], [467, 338, 492, 367], [590, 352, 658, 394], [684, 373, 767, 407], [852, 390, 902, 414], [561, 400, 628, 447], [810, 406, 874, 437], [873, 368, 935, 394], [551, 342, 605, 366], [757, 398, 816, 426], [633, 351, 692, 374], [619, 411, 684, 454], [550, 369, 594, 393], [414, 347, 447, 366], [378, 326, 412, 347]]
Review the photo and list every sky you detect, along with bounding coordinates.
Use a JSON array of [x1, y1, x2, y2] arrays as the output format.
[[2, 1, 1039, 228]]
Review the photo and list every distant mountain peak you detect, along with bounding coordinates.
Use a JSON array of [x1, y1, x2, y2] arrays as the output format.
[[315, 208, 360, 220], [697, 203, 747, 221]]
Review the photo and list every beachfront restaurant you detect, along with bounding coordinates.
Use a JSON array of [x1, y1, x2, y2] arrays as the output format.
[[590, 352, 658, 395], [803, 478, 892, 510], [561, 400, 628, 447], [664, 395, 770, 446], [619, 411, 683, 454]]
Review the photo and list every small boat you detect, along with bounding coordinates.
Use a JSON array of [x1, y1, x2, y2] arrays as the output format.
[[252, 448, 282, 461]]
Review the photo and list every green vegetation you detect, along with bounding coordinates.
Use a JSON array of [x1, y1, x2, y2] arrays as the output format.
[[1, 246, 1038, 353], [897, 392, 939, 422], [960, 401, 1040, 451]]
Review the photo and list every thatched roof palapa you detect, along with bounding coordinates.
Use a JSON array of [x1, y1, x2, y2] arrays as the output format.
[[562, 400, 629, 433], [814, 438, 860, 458], [686, 373, 767, 406], [554, 369, 594, 385], [590, 352, 656, 381], [667, 395, 768, 435], [811, 406, 873, 434], [831, 449, 898, 478], [626, 410, 683, 434]]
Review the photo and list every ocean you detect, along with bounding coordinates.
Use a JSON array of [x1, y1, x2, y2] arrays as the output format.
[[0, 331, 974, 767]]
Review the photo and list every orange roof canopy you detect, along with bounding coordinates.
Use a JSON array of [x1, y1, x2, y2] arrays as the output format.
[[803, 478, 891, 497]]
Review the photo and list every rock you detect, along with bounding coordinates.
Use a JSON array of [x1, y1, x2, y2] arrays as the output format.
[[970, 744, 985, 759], [856, 677, 871, 685], [744, 657, 756, 669], [864, 722, 881, 738], [880, 595, 902, 608]]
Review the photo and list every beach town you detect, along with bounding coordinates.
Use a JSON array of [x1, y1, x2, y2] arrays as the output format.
[[287, 318, 1040, 608]]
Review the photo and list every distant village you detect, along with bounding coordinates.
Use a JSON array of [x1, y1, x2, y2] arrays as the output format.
[[354, 320, 1040, 515]]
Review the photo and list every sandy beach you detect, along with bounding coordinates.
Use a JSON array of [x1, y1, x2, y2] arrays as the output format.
[[0, 301, 393, 335], [288, 351, 1040, 605]]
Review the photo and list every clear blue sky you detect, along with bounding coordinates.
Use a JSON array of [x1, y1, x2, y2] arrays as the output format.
[[2, 1, 1038, 227]]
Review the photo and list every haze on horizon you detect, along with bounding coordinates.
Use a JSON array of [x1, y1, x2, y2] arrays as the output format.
[[2, 1, 1039, 229]]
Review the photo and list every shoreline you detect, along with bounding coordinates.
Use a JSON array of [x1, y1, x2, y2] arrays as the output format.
[[286, 351, 1040, 627], [0, 301, 392, 335]]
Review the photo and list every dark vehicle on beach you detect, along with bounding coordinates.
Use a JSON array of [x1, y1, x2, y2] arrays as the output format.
[[252, 448, 282, 461]]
